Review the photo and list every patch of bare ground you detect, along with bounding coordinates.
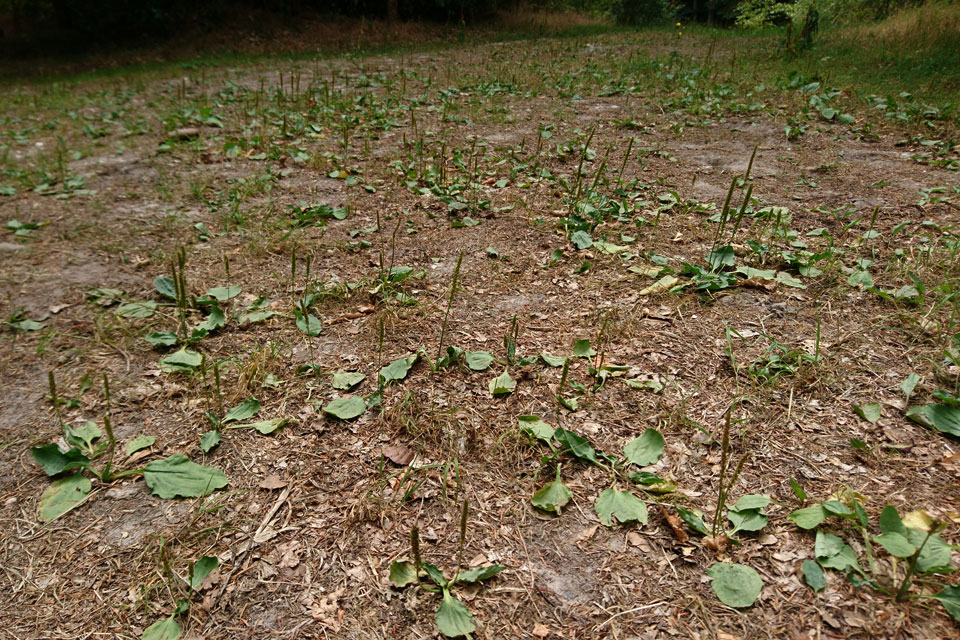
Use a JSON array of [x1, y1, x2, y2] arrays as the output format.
[[1, 29, 959, 640]]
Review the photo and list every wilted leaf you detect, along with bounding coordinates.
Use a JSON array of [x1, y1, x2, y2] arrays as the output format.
[[572, 339, 596, 357], [143, 454, 228, 499], [38, 473, 91, 522], [379, 354, 418, 385], [553, 428, 599, 465], [931, 585, 960, 621], [489, 370, 516, 396], [532, 478, 572, 514], [223, 398, 260, 423], [31, 444, 90, 476], [906, 404, 960, 436], [594, 488, 648, 527], [623, 428, 665, 466], [517, 415, 554, 445], [464, 351, 495, 371], [226, 418, 290, 434], [126, 435, 156, 456], [204, 286, 241, 301], [322, 396, 366, 420], [789, 505, 827, 530], [190, 556, 219, 590], [200, 430, 221, 453], [455, 564, 506, 584], [332, 371, 365, 390], [115, 301, 157, 319], [707, 563, 762, 607], [142, 616, 181, 640], [853, 402, 882, 423], [388, 560, 417, 588], [160, 348, 202, 374], [540, 352, 566, 367], [436, 591, 475, 638], [802, 559, 825, 592]]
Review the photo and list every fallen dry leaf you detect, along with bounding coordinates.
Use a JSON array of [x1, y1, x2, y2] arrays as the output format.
[[532, 622, 551, 638], [258, 474, 287, 490], [382, 443, 414, 466]]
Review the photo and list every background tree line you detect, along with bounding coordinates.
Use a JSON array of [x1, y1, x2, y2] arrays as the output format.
[[0, 0, 936, 45]]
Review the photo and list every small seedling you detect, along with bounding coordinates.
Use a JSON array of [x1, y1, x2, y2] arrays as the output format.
[[389, 501, 505, 637]]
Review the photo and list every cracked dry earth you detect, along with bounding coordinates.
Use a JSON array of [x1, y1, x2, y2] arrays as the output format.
[[1, 30, 960, 640]]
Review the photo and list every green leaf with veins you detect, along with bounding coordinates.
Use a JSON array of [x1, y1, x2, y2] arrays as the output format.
[[435, 590, 475, 638], [388, 560, 417, 587], [707, 563, 763, 608], [594, 488, 648, 527], [38, 473, 91, 522], [623, 428, 665, 466], [143, 454, 228, 499], [223, 398, 260, 423]]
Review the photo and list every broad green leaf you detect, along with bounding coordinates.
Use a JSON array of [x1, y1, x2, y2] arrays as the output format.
[[379, 354, 418, 385], [570, 230, 593, 250], [558, 395, 579, 411], [900, 373, 920, 398], [144, 331, 178, 347], [160, 348, 202, 374], [238, 310, 277, 326], [65, 421, 102, 452], [931, 585, 960, 621], [226, 418, 290, 435], [464, 351, 495, 371], [623, 428, 664, 466], [852, 402, 882, 423], [517, 415, 554, 445], [455, 564, 506, 584], [906, 403, 960, 436], [126, 435, 156, 455], [422, 562, 447, 588], [676, 506, 710, 535], [572, 339, 596, 358], [727, 508, 768, 534], [296, 312, 322, 337], [142, 616, 181, 640], [223, 398, 260, 423], [200, 430, 221, 453], [706, 563, 762, 608], [332, 371, 365, 390], [196, 305, 226, 332], [802, 559, 825, 592], [532, 479, 573, 514], [732, 495, 771, 511], [553, 428, 599, 465], [489, 370, 516, 396], [540, 352, 566, 367], [38, 473, 91, 522], [154, 276, 177, 300], [116, 301, 157, 319], [624, 378, 664, 393], [31, 444, 90, 476], [143, 454, 228, 499], [907, 529, 953, 573], [789, 505, 827, 530], [847, 269, 874, 288], [9, 317, 45, 331], [322, 396, 366, 420], [873, 532, 916, 558], [775, 271, 806, 288], [706, 245, 735, 270], [879, 505, 907, 536], [822, 500, 854, 517], [388, 560, 417, 587], [190, 556, 219, 590], [436, 591, 475, 638], [594, 488, 648, 527], [815, 531, 860, 573], [204, 285, 241, 301]]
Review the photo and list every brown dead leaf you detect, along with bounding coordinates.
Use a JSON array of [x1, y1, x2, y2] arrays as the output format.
[[941, 451, 960, 471], [532, 622, 551, 638], [739, 277, 776, 291], [574, 525, 599, 543], [703, 535, 730, 554], [258, 474, 287, 490], [659, 504, 688, 543], [382, 443, 414, 466]]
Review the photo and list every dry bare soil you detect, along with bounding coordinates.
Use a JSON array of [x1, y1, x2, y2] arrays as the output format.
[[1, 29, 959, 639]]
